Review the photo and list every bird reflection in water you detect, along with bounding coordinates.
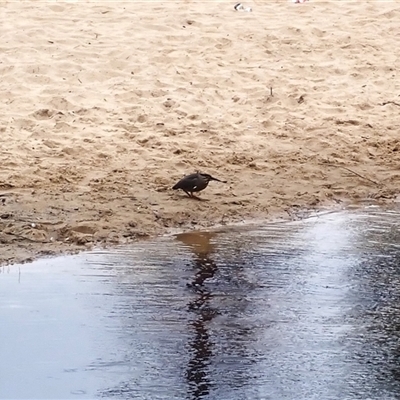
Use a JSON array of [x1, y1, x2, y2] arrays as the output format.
[[176, 231, 219, 399]]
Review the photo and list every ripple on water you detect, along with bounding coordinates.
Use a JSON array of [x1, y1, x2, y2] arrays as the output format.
[[1, 206, 400, 399]]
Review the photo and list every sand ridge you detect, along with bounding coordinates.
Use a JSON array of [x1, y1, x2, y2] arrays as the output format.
[[1, 0, 400, 264]]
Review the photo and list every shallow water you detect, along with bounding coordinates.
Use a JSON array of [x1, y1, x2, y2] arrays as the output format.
[[1, 206, 400, 399]]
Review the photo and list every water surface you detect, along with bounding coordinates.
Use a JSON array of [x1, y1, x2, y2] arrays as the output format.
[[1, 206, 400, 399]]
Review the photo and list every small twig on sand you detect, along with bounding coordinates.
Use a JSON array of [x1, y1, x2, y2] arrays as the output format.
[[270, 87, 273, 97], [380, 101, 400, 107], [116, 195, 137, 200], [324, 164, 380, 186]]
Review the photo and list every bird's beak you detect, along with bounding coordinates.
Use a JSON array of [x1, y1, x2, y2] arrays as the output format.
[[210, 176, 227, 183]]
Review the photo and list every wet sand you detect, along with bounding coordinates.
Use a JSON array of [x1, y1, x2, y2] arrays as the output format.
[[1, 1, 400, 265]]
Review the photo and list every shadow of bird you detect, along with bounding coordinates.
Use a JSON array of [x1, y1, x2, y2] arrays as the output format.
[[172, 172, 227, 199]]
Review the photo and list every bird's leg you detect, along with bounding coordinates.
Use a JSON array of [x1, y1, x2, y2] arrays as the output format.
[[191, 193, 202, 200], [183, 190, 192, 198]]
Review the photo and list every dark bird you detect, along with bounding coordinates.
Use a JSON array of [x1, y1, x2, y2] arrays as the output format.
[[172, 172, 227, 198]]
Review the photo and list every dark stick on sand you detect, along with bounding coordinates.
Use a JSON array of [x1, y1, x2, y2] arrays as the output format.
[[324, 164, 380, 186], [380, 101, 400, 107]]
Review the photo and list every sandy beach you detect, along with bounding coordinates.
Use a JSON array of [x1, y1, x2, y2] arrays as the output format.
[[1, 0, 399, 265]]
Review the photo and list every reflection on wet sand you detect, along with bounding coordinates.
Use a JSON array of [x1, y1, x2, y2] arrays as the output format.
[[176, 232, 217, 399], [2, 207, 400, 399], [176, 231, 259, 399]]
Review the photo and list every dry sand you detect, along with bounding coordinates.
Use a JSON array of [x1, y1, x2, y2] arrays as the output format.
[[1, 0, 400, 265]]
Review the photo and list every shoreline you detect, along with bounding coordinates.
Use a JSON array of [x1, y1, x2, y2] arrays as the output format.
[[1, 1, 400, 265], [0, 196, 396, 267]]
